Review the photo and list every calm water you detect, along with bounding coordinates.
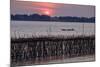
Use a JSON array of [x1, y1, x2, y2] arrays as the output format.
[[11, 21, 95, 38]]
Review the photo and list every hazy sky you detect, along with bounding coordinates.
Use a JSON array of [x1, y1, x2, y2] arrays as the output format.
[[11, 0, 95, 17]]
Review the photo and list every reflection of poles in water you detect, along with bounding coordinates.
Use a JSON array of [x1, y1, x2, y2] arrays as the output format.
[[14, 31, 17, 38], [94, 23, 95, 35], [93, 23, 95, 35], [47, 25, 52, 36], [82, 23, 84, 36], [13, 31, 21, 38]]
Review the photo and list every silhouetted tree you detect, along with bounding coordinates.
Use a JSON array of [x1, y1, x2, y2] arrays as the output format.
[[11, 14, 95, 22]]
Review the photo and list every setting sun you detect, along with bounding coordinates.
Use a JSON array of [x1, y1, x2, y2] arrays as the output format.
[[44, 11, 51, 15]]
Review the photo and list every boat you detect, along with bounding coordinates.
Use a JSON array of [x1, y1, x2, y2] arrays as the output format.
[[61, 28, 75, 31]]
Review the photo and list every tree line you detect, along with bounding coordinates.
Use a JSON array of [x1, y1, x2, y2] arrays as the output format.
[[11, 14, 95, 22]]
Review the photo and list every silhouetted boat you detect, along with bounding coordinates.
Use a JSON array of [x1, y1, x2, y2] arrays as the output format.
[[61, 28, 74, 31]]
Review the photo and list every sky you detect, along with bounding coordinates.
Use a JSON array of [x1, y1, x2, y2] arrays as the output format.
[[11, 0, 95, 17]]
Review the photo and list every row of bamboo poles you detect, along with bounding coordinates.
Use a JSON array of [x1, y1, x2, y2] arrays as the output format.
[[11, 36, 95, 66]]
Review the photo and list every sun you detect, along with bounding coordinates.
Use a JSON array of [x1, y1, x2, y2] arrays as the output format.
[[44, 11, 50, 15]]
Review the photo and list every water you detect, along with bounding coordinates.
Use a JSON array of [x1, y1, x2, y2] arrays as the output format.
[[11, 21, 95, 38]]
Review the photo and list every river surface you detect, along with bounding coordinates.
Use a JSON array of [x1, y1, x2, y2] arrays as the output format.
[[11, 21, 95, 38]]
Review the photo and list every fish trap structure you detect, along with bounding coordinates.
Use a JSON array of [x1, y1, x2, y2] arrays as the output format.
[[11, 35, 95, 66]]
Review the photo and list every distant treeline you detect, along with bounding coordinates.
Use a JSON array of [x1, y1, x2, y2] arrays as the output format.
[[11, 14, 95, 22]]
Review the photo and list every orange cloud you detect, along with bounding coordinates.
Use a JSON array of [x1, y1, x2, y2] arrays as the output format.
[[32, 2, 58, 9], [31, 2, 57, 16], [33, 7, 53, 16]]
